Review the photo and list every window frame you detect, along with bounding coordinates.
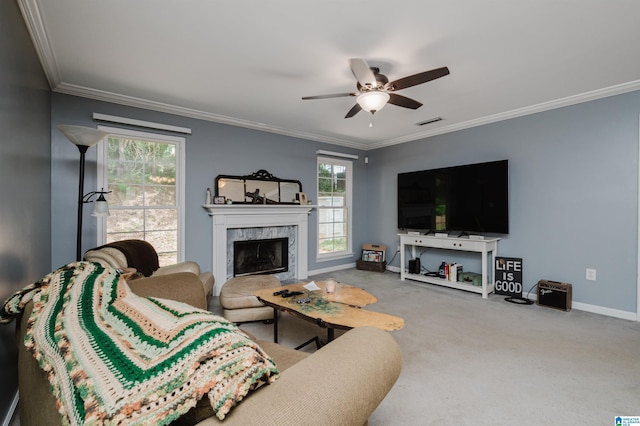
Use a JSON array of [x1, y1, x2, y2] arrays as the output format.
[[96, 125, 186, 262], [316, 156, 353, 262]]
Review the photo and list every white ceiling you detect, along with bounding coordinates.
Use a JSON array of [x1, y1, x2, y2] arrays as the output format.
[[19, 0, 640, 150]]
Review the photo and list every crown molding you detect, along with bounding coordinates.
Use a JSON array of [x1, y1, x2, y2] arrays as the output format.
[[55, 79, 640, 151], [53, 82, 370, 150], [53, 78, 640, 152], [370, 79, 640, 150]]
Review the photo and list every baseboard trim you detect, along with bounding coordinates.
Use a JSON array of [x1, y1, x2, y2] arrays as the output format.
[[515, 295, 636, 321], [571, 301, 637, 321]]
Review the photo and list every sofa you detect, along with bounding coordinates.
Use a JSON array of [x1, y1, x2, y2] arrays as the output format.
[[15, 270, 402, 425]]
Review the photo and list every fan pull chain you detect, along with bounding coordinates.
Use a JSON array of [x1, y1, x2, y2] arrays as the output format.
[[369, 112, 375, 128]]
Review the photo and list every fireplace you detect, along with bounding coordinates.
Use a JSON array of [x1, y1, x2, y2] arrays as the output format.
[[227, 225, 296, 281], [234, 238, 289, 276], [203, 204, 314, 296]]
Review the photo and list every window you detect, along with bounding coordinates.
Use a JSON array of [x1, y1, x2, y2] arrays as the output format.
[[97, 126, 185, 266], [317, 157, 352, 260]]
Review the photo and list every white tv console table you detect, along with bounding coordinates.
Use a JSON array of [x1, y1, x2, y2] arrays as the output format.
[[399, 233, 500, 299]]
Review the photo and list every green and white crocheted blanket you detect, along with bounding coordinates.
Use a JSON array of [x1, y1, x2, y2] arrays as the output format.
[[1, 262, 279, 425]]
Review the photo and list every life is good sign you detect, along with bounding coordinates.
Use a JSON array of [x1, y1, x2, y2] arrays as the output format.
[[495, 257, 522, 297]]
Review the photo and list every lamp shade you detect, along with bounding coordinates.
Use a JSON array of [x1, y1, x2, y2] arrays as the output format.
[[91, 193, 110, 216], [356, 91, 390, 113], [57, 125, 109, 147]]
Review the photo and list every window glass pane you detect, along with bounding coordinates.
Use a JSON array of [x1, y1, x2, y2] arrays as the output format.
[[108, 162, 145, 185], [106, 209, 144, 233], [318, 163, 332, 176], [144, 186, 176, 206], [145, 164, 176, 185], [317, 196, 333, 207], [107, 138, 137, 161], [318, 236, 347, 253], [318, 209, 332, 223], [146, 170, 176, 185], [318, 238, 334, 254], [319, 207, 345, 223], [158, 252, 177, 266], [145, 208, 178, 231], [319, 196, 345, 207], [146, 230, 177, 254], [332, 236, 347, 251], [332, 222, 346, 237], [103, 133, 182, 267], [109, 185, 143, 207], [318, 223, 333, 238], [318, 177, 332, 193]]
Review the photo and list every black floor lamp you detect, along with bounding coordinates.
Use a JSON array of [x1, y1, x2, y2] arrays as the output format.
[[57, 125, 111, 261]]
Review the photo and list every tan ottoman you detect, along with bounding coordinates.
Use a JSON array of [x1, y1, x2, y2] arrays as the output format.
[[220, 275, 279, 323]]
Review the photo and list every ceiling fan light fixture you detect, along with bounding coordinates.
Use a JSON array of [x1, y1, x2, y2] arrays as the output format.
[[357, 91, 390, 113]]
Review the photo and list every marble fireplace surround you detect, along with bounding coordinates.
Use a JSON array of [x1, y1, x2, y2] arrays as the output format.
[[203, 205, 314, 295]]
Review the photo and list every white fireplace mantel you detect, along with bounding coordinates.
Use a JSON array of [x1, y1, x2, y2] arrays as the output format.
[[203, 204, 315, 295]]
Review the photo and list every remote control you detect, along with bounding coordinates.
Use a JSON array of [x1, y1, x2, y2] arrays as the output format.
[[282, 291, 303, 298]]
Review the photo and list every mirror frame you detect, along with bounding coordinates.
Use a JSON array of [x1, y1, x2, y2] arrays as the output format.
[[214, 169, 303, 204]]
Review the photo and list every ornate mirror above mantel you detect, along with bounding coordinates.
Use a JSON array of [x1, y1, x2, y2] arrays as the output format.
[[214, 169, 303, 204]]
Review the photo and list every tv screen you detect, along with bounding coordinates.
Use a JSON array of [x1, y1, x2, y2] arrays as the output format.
[[397, 160, 509, 234]]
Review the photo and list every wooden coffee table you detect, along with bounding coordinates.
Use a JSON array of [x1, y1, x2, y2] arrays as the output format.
[[254, 280, 404, 348]]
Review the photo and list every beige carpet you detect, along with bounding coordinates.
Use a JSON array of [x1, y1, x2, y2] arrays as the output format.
[[212, 268, 640, 426]]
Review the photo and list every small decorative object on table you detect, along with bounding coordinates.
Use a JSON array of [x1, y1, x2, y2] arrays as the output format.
[[325, 278, 337, 293], [213, 196, 226, 204], [296, 192, 307, 204]]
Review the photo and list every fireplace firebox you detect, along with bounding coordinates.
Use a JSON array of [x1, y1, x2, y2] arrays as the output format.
[[234, 238, 289, 277]]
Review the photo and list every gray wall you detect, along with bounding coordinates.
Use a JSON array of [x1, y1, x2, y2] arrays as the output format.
[[0, 0, 52, 422], [51, 91, 640, 316], [51, 93, 368, 274], [368, 91, 640, 315]]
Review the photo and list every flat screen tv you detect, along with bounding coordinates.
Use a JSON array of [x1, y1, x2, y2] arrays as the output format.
[[397, 160, 509, 234]]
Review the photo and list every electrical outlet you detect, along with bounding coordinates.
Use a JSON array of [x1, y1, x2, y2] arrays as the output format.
[[586, 268, 597, 281]]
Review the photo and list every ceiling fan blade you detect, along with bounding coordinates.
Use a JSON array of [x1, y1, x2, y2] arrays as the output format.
[[388, 93, 423, 109], [344, 103, 362, 118], [349, 58, 377, 87], [387, 66, 450, 91], [302, 92, 356, 100]]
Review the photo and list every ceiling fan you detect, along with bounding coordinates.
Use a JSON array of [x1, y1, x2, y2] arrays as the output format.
[[302, 58, 450, 119]]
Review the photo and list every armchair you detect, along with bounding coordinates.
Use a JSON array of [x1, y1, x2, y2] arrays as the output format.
[[84, 239, 214, 300]]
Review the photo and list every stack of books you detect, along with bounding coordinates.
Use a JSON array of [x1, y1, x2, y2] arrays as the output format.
[[442, 263, 463, 281]]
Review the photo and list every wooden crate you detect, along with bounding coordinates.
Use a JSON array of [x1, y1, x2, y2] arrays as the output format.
[[356, 259, 387, 273]]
